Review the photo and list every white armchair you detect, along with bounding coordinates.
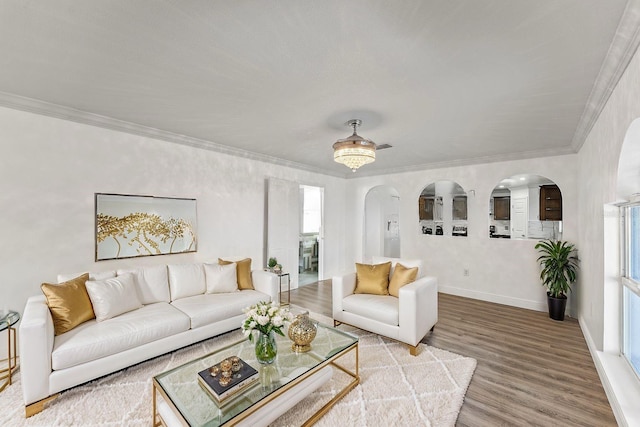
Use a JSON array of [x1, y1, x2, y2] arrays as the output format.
[[332, 256, 437, 355]]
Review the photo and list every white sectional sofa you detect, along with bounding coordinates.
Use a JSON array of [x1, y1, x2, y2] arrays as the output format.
[[19, 261, 279, 416]]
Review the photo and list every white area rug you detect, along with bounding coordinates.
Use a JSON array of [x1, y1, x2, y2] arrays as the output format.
[[0, 316, 476, 426]]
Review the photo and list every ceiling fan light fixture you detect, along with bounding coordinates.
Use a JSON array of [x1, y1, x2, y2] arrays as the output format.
[[333, 119, 376, 172]]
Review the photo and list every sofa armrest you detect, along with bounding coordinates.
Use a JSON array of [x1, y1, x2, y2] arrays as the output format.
[[332, 272, 357, 319], [398, 276, 438, 347], [251, 270, 279, 302], [19, 295, 55, 405]]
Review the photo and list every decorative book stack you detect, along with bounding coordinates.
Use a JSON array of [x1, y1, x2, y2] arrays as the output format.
[[197, 357, 259, 403]]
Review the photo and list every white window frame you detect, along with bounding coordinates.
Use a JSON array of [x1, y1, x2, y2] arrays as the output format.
[[621, 203, 640, 381]]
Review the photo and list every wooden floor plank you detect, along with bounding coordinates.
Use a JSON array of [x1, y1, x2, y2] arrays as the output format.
[[287, 282, 617, 426]]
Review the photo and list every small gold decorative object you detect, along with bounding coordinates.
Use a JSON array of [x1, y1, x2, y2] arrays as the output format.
[[209, 366, 220, 377], [288, 311, 317, 353], [218, 358, 234, 386]]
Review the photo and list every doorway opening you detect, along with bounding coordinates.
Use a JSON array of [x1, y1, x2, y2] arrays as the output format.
[[299, 185, 323, 286], [364, 185, 401, 261]]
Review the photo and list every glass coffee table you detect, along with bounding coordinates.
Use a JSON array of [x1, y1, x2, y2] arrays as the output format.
[[153, 321, 358, 426]]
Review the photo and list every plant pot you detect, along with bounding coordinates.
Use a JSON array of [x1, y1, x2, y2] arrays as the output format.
[[547, 292, 567, 321]]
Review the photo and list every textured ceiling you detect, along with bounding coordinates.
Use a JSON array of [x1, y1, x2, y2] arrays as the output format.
[[0, 0, 635, 177]]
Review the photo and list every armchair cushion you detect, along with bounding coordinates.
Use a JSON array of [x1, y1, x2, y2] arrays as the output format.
[[342, 294, 398, 326], [388, 263, 418, 297], [354, 261, 391, 295]]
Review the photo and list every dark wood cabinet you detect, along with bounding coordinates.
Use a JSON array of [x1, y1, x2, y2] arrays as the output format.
[[539, 185, 562, 220], [494, 197, 510, 220], [418, 196, 434, 220]]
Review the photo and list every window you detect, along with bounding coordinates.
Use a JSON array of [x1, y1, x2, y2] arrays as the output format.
[[623, 204, 640, 379]]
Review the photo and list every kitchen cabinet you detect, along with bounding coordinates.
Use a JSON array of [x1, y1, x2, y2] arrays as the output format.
[[539, 185, 562, 220], [494, 197, 510, 220], [418, 196, 434, 220], [453, 196, 467, 220]]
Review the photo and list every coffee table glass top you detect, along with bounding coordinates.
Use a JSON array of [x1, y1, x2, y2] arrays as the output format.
[[154, 321, 357, 426]]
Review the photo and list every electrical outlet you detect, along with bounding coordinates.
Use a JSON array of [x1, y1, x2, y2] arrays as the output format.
[[463, 269, 469, 277]]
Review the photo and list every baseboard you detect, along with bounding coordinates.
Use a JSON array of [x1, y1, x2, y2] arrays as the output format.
[[438, 285, 546, 312], [579, 315, 636, 427]]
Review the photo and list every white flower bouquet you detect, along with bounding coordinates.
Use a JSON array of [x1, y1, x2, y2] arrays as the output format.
[[241, 301, 293, 342]]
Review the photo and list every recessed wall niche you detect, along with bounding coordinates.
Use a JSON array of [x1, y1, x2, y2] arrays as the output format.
[[489, 174, 563, 240], [418, 181, 467, 237]]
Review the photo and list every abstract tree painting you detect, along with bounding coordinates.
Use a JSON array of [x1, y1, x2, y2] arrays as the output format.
[[95, 194, 197, 261]]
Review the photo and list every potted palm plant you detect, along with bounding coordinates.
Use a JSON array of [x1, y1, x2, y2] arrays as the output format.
[[535, 239, 579, 321]]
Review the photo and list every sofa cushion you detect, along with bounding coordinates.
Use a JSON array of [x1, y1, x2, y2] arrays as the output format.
[[204, 263, 238, 294], [85, 274, 143, 322], [354, 262, 391, 295], [171, 290, 269, 329], [388, 263, 419, 297], [41, 273, 96, 336], [51, 302, 190, 370], [342, 294, 399, 326], [219, 258, 254, 290], [167, 263, 206, 301], [117, 265, 170, 304]]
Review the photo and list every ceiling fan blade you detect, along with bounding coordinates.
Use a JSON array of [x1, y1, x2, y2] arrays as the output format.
[[377, 144, 393, 150]]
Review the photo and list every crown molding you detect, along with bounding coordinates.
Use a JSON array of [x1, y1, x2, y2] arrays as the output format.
[[571, 0, 640, 151], [0, 91, 345, 178], [349, 146, 576, 179]]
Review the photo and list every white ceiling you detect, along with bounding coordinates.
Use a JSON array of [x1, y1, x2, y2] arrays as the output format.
[[0, 1, 637, 177]]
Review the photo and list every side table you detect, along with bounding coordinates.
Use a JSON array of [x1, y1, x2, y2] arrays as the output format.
[[0, 310, 19, 392], [277, 273, 290, 306]]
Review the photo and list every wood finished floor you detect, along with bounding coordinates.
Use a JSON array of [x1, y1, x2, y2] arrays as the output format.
[[287, 282, 616, 427]]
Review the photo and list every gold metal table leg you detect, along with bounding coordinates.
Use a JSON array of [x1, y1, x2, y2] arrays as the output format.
[[0, 325, 18, 393]]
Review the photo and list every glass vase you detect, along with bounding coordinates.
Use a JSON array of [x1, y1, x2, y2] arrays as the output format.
[[255, 330, 277, 364]]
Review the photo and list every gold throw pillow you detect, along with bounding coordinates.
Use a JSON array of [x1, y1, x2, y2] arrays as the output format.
[[41, 273, 95, 335], [388, 263, 419, 297], [218, 258, 254, 290], [354, 261, 391, 295]]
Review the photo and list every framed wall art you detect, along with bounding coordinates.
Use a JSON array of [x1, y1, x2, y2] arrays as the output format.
[[95, 193, 197, 261]]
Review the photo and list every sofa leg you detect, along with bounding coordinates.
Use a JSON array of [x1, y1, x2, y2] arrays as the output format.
[[25, 394, 59, 417], [430, 325, 435, 332], [333, 320, 342, 327], [408, 344, 419, 356]]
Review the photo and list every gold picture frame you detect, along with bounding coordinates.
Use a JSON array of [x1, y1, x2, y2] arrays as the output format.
[[95, 193, 197, 261]]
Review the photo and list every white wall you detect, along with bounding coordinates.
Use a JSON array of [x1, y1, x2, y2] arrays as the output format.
[[575, 38, 640, 426], [0, 107, 348, 323], [346, 155, 578, 313]]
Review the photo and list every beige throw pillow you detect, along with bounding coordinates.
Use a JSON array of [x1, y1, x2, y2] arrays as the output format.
[[41, 273, 95, 335], [218, 258, 254, 290], [388, 263, 419, 297], [354, 261, 391, 295]]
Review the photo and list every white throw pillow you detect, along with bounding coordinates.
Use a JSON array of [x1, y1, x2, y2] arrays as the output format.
[[117, 265, 170, 304], [204, 263, 238, 293], [85, 273, 143, 322], [167, 263, 206, 301]]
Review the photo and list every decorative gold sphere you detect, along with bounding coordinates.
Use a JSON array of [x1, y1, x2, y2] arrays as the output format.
[[288, 311, 317, 353]]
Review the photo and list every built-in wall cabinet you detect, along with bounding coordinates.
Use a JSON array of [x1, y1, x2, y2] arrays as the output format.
[[539, 184, 562, 221]]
